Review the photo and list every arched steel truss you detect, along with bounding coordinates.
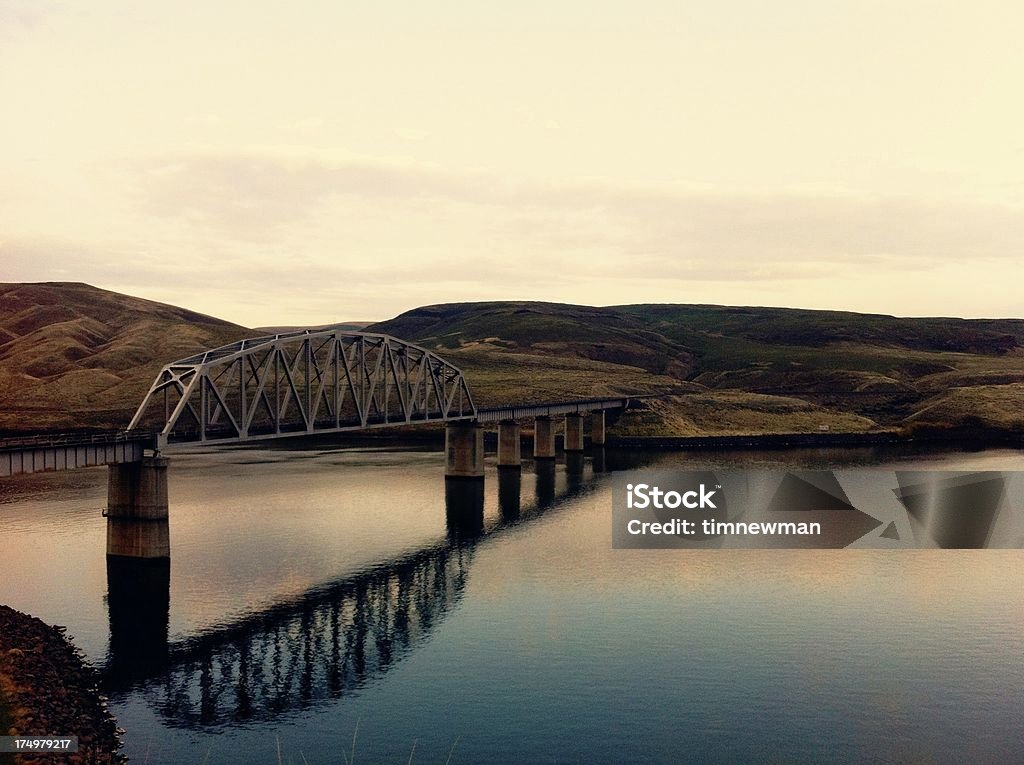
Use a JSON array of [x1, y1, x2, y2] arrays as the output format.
[[128, 330, 476, 446]]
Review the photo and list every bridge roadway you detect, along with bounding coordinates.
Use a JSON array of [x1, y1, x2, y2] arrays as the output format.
[[0, 429, 153, 478], [0, 396, 635, 478]]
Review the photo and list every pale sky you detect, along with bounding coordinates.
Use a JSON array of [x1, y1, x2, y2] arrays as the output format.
[[2, 0, 1023, 326]]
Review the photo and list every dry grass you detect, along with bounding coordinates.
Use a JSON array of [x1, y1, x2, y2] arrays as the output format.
[[0, 283, 250, 432], [614, 392, 879, 436], [907, 383, 1024, 430], [440, 347, 692, 408]]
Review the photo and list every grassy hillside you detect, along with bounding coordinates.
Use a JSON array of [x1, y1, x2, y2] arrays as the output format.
[[0, 283, 251, 432], [370, 301, 1024, 437], [3, 286, 1023, 438]]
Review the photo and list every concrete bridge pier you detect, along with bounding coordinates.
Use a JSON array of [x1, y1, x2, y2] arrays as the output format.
[[445, 421, 484, 535], [107, 456, 169, 520], [445, 422, 484, 479], [497, 420, 521, 468], [564, 414, 584, 452], [106, 456, 170, 560], [591, 411, 606, 446], [533, 416, 556, 460]]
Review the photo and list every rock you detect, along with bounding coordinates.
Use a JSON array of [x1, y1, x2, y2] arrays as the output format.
[[0, 604, 126, 763]]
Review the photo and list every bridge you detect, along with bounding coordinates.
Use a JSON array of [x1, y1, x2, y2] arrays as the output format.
[[1, 328, 641, 561]]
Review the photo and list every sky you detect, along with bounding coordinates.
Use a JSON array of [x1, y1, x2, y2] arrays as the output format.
[[2, 0, 1023, 326]]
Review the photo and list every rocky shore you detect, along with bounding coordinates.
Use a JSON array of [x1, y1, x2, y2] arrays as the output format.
[[0, 606, 124, 764]]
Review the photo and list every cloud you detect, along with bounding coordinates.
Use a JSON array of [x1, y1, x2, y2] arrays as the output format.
[[132, 149, 1024, 279], [0, 0, 51, 37], [9, 149, 1024, 325], [0, 235, 551, 324]]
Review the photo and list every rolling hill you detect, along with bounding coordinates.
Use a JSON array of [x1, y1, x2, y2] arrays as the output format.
[[0, 283, 250, 432], [368, 301, 1024, 436], [3, 284, 1024, 438]]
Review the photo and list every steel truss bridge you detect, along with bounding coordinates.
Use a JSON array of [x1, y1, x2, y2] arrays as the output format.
[[127, 328, 636, 448], [128, 329, 478, 447], [0, 329, 639, 476]]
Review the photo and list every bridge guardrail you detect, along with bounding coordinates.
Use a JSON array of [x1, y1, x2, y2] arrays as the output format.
[[0, 429, 157, 451]]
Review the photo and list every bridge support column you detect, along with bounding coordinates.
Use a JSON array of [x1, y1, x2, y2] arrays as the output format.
[[107, 456, 170, 560], [107, 518, 170, 560], [497, 420, 521, 468], [591, 411, 606, 446], [107, 456, 169, 520], [445, 422, 484, 479], [564, 414, 584, 452], [533, 416, 555, 459]]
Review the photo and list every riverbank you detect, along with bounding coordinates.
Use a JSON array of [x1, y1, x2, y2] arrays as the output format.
[[197, 423, 1022, 454], [606, 425, 1024, 450], [0, 606, 123, 764]]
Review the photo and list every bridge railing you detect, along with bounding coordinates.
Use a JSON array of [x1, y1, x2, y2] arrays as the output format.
[[0, 429, 157, 451], [475, 396, 639, 422]]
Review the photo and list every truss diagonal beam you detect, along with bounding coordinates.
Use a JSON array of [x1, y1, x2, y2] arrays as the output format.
[[128, 330, 478, 446]]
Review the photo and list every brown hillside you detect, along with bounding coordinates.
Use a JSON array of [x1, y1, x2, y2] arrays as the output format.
[[0, 283, 251, 432], [3, 287, 1023, 438], [371, 301, 1024, 436]]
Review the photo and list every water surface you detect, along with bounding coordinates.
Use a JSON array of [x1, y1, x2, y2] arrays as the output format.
[[0, 443, 1022, 763]]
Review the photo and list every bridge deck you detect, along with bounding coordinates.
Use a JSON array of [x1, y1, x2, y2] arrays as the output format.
[[473, 396, 633, 422], [0, 431, 156, 477], [0, 397, 638, 476]]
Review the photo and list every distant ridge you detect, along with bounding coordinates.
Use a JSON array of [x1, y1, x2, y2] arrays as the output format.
[[2, 285, 1023, 437], [368, 301, 1024, 436], [253, 322, 373, 334]]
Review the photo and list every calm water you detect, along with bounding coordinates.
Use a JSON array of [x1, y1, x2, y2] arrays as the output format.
[[1, 443, 1023, 764]]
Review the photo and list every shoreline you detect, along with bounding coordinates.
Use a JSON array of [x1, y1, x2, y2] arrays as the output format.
[[197, 425, 1023, 453], [0, 606, 123, 764], [4, 423, 1022, 457], [605, 428, 1024, 450], [607, 430, 905, 449]]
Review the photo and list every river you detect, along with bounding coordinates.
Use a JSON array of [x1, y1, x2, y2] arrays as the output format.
[[1, 443, 1022, 763]]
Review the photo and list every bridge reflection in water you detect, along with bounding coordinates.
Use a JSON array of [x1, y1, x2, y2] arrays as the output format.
[[102, 449, 649, 728]]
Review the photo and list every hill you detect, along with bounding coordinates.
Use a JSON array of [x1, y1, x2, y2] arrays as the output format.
[[0, 283, 251, 432], [368, 301, 1024, 436], [2, 286, 1023, 438]]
